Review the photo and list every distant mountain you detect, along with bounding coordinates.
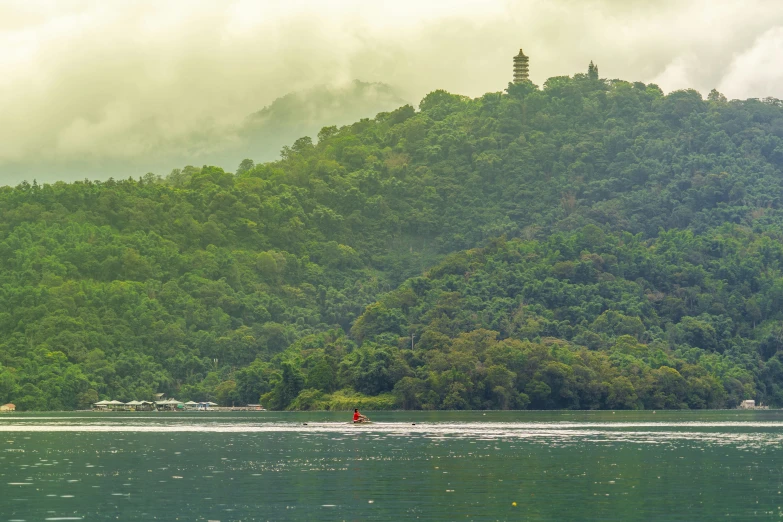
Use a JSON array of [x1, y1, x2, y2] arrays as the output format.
[[0, 80, 408, 185], [234, 80, 408, 164]]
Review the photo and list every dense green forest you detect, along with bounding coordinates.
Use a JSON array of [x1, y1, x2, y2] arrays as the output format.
[[3, 65, 783, 410]]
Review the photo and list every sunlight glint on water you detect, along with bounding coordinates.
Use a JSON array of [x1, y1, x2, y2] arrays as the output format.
[[0, 410, 782, 520]]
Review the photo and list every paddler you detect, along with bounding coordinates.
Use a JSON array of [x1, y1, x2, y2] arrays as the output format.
[[353, 408, 369, 423]]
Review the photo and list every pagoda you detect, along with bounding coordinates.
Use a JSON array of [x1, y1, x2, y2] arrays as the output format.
[[513, 49, 529, 83]]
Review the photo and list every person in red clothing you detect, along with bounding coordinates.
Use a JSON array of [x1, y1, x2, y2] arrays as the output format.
[[353, 408, 369, 423]]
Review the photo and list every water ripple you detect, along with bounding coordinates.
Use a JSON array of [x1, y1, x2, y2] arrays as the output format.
[[0, 421, 781, 449]]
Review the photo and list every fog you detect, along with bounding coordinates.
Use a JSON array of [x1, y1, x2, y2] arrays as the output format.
[[3, 0, 783, 184]]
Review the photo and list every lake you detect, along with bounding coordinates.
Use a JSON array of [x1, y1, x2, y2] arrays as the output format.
[[0, 410, 782, 520]]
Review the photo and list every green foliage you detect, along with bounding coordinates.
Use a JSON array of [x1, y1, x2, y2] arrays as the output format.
[[263, 362, 304, 410], [4, 70, 783, 410], [350, 227, 783, 409]]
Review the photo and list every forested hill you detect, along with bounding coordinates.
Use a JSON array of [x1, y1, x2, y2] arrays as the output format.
[[3, 69, 783, 410]]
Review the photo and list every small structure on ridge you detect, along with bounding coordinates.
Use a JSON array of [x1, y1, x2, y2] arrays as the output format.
[[513, 49, 529, 83], [588, 60, 599, 80]]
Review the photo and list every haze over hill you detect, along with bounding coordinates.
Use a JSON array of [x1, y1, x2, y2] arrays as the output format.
[[0, 80, 408, 184], [4, 0, 783, 184], [232, 81, 408, 165]]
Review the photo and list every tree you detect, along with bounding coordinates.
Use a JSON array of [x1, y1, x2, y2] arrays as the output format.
[[393, 377, 426, 409], [0, 370, 17, 403], [215, 380, 240, 406], [288, 389, 325, 410], [607, 377, 637, 409], [707, 89, 727, 103], [235, 362, 273, 404], [236, 159, 255, 175], [306, 358, 336, 392], [267, 363, 304, 410], [77, 389, 99, 409]]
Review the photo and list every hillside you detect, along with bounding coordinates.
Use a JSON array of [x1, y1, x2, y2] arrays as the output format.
[[3, 68, 783, 409], [336, 228, 780, 410]]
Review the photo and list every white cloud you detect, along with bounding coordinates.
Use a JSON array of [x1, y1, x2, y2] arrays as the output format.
[[1, 0, 783, 183], [719, 27, 783, 100]]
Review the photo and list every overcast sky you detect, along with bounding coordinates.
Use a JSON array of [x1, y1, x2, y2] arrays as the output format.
[[3, 0, 783, 184]]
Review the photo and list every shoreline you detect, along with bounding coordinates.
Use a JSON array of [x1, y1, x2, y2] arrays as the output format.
[[0, 407, 778, 414]]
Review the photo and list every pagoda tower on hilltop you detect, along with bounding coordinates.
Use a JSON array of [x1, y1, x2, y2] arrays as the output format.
[[513, 49, 529, 83]]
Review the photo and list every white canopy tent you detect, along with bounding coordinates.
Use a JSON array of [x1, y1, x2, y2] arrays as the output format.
[[155, 399, 183, 410]]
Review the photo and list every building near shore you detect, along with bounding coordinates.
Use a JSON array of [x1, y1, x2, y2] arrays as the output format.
[[738, 399, 767, 409], [0, 403, 15, 412], [125, 400, 154, 411], [740, 399, 759, 409], [155, 399, 184, 411]]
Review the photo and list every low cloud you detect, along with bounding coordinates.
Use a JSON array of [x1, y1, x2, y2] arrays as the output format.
[[2, 0, 783, 184]]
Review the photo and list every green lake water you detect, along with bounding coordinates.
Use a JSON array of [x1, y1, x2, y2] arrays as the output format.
[[1, 410, 782, 520]]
